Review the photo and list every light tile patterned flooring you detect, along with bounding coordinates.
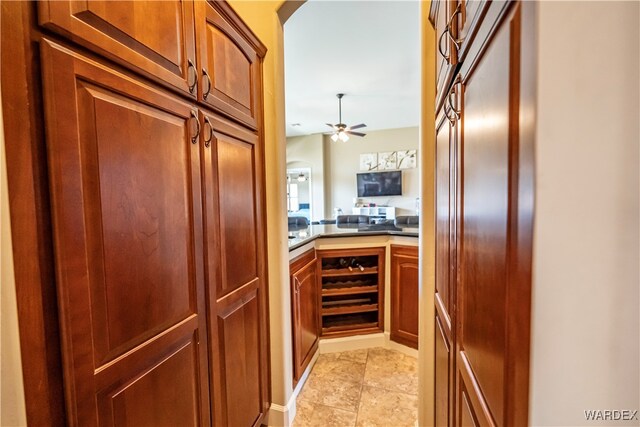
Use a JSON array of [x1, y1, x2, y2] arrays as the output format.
[[292, 347, 418, 427]]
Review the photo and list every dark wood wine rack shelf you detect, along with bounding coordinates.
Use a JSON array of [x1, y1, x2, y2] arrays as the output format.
[[322, 285, 378, 297], [317, 247, 386, 338], [322, 303, 379, 316], [321, 267, 378, 277]]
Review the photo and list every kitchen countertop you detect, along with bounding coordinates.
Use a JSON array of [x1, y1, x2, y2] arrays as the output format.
[[288, 223, 419, 251]]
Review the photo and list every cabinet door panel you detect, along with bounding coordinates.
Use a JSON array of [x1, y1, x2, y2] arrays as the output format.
[[40, 39, 209, 426], [436, 111, 452, 326], [218, 291, 262, 427], [459, 20, 510, 427], [39, 0, 197, 96], [201, 112, 268, 427], [217, 136, 258, 296], [390, 245, 419, 349], [456, 4, 530, 426], [291, 250, 319, 384], [196, 2, 262, 129], [435, 312, 451, 427], [97, 338, 200, 427]]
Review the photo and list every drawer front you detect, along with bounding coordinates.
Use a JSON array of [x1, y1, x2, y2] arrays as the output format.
[[39, 0, 197, 96]]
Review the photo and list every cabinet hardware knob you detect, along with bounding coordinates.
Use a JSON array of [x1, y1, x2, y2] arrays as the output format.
[[202, 68, 212, 100], [190, 111, 200, 144], [203, 116, 214, 148], [187, 59, 197, 94]]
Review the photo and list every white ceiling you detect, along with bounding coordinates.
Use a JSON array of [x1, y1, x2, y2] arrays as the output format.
[[284, 0, 421, 137]]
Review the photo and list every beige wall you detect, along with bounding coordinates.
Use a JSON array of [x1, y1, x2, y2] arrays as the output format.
[[324, 126, 420, 217], [529, 2, 640, 425], [226, 1, 297, 424], [286, 133, 325, 221], [0, 88, 28, 425]]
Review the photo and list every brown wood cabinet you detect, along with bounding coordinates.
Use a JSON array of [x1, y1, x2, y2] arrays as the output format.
[[317, 247, 385, 338], [195, 1, 262, 129], [390, 245, 419, 349], [289, 249, 320, 387], [40, 39, 211, 426], [430, 1, 535, 426], [38, 0, 198, 97], [3, 1, 270, 425]]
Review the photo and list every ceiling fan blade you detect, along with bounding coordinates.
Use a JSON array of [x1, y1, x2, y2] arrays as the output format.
[[326, 123, 337, 129], [348, 124, 367, 130], [348, 131, 366, 137]]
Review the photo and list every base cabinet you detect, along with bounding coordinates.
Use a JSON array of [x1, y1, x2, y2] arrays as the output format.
[[290, 249, 320, 386], [390, 245, 419, 349]]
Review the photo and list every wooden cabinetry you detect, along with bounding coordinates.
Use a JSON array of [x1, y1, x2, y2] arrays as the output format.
[[435, 98, 457, 427], [195, 1, 262, 129], [6, 1, 270, 425], [289, 249, 319, 386], [38, 0, 198, 96], [37, 1, 265, 129], [317, 248, 385, 338], [390, 245, 419, 349], [199, 110, 268, 427], [40, 39, 211, 426], [430, 1, 535, 426]]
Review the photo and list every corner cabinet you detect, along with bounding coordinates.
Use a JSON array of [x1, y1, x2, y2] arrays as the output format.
[[430, 1, 535, 427], [34, 1, 270, 426], [390, 245, 419, 349], [289, 249, 320, 387], [317, 247, 386, 338]]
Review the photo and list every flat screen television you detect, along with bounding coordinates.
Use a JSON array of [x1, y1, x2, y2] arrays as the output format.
[[357, 171, 402, 197]]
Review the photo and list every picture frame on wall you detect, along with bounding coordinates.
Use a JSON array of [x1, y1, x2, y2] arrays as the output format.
[[378, 151, 397, 170], [397, 149, 417, 169], [360, 153, 378, 171]]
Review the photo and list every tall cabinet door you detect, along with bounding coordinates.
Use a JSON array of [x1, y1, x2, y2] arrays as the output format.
[[455, 3, 532, 426], [435, 103, 457, 427], [200, 111, 269, 427], [38, 0, 198, 96], [40, 40, 210, 427]]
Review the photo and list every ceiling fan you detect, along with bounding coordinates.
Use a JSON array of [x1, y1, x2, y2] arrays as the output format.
[[326, 93, 366, 142]]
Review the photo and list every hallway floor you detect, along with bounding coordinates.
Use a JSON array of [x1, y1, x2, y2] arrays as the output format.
[[292, 347, 418, 427]]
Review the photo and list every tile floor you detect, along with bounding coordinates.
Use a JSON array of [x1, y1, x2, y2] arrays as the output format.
[[292, 347, 418, 427]]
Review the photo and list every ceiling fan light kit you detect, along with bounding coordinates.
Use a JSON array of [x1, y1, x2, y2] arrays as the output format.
[[326, 93, 366, 141]]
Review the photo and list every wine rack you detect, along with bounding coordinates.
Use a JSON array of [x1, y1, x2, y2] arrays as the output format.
[[317, 247, 385, 337]]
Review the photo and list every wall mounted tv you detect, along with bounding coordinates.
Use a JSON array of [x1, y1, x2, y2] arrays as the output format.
[[357, 171, 402, 197]]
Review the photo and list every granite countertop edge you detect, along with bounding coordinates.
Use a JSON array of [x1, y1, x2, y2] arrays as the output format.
[[288, 226, 419, 251]]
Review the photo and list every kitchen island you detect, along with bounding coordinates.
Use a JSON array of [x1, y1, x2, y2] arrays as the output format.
[[287, 222, 419, 389]]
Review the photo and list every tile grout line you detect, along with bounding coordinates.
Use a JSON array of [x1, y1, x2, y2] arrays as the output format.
[[353, 349, 370, 427]]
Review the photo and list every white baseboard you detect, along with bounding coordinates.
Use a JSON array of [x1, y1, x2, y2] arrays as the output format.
[[318, 333, 386, 353], [267, 400, 295, 427], [267, 350, 319, 426]]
